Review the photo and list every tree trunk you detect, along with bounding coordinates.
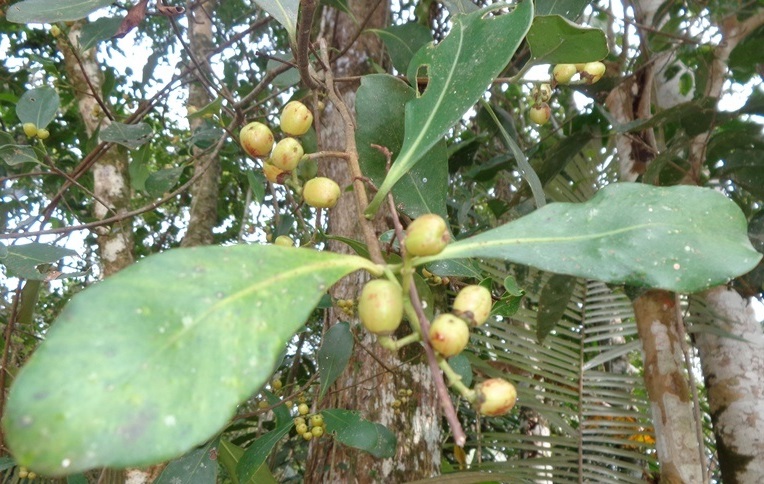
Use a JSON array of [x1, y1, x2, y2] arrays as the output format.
[[181, 0, 221, 248], [60, 24, 134, 276], [304, 1, 440, 482]]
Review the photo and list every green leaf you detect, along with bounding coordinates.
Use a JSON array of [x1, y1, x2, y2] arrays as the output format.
[[261, 390, 291, 427], [356, 74, 448, 219], [424, 259, 482, 278], [448, 354, 473, 388], [419, 184, 763, 293], [440, 0, 479, 15], [365, 1, 534, 215], [0, 132, 39, 166], [4, 245, 378, 475], [129, 143, 152, 192], [100, 122, 152, 149], [154, 438, 219, 484], [317, 322, 354, 399], [537, 274, 577, 343], [16, 87, 59, 129], [534, 0, 589, 20], [6, 0, 113, 23], [219, 440, 277, 484], [322, 409, 396, 458], [372, 23, 433, 74], [252, 0, 298, 43], [188, 97, 223, 120], [145, 167, 184, 198], [236, 423, 293, 483], [78, 17, 122, 51], [247, 170, 266, 204], [1, 243, 77, 280], [526, 15, 608, 64]]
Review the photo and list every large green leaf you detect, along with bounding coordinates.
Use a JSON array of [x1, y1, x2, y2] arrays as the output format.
[[16, 87, 59, 129], [100, 122, 152, 149], [526, 15, 608, 64], [252, 0, 298, 43], [236, 422, 293, 483], [1, 243, 77, 280], [219, 440, 277, 484], [3, 245, 378, 475], [317, 322, 353, 399], [6, 0, 113, 23], [356, 74, 448, 219], [534, 0, 589, 20], [154, 438, 219, 484], [419, 184, 762, 292], [365, 1, 534, 215]]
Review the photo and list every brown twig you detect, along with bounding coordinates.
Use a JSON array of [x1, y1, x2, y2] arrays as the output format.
[[295, 0, 320, 90]]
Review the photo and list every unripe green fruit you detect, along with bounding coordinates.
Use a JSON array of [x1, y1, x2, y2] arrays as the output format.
[[271, 137, 304, 171], [240, 121, 274, 158], [298, 403, 310, 415], [303, 177, 341, 209], [274, 235, 294, 247], [22, 123, 38, 138], [297, 158, 319, 181], [358, 279, 404, 335], [36, 128, 50, 140], [280, 100, 314, 136], [428, 313, 470, 357], [529, 102, 551, 126], [453, 285, 492, 326], [310, 414, 324, 427], [404, 214, 450, 257], [553, 64, 577, 84], [311, 425, 324, 438], [582, 61, 606, 84], [302, 431, 313, 441], [474, 378, 517, 416], [296, 423, 309, 434], [263, 162, 287, 185]]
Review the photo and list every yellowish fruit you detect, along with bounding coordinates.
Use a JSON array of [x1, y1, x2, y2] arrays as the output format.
[[310, 414, 324, 427], [22, 123, 38, 138], [36, 128, 50, 140], [271, 137, 304, 171], [404, 214, 450, 257], [582, 61, 606, 84], [294, 417, 306, 426], [529, 102, 551, 126], [263, 162, 287, 185], [311, 425, 324, 438], [51, 25, 62, 37], [280, 100, 314, 136], [428, 313, 470, 357], [538, 83, 552, 102], [553, 64, 576, 84], [274, 236, 294, 247], [358, 279, 404, 335], [240, 121, 274, 158], [298, 403, 310, 415], [296, 423, 309, 434], [272, 378, 283, 390], [474, 378, 517, 416], [453, 285, 492, 326], [302, 431, 313, 441], [303, 177, 341, 209]]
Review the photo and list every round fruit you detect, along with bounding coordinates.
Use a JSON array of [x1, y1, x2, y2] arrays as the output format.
[[553, 64, 576, 84], [358, 279, 404, 335], [51, 25, 62, 37], [303, 177, 341, 209], [302, 431, 313, 441], [258, 400, 268, 409], [311, 426, 324, 438], [22, 123, 38, 138], [404, 214, 450, 257], [36, 128, 50, 140], [474, 378, 517, 416], [538, 83, 552, 102], [582, 61, 606, 84], [274, 235, 294, 247], [428, 313, 470, 357], [453, 285, 492, 326], [310, 414, 324, 427], [296, 423, 309, 434], [297, 158, 318, 181], [263, 162, 287, 184], [294, 417, 306, 426], [240, 121, 274, 158], [272, 378, 283, 390], [271, 137, 304, 171], [298, 403, 310, 415], [529, 102, 551, 125], [280, 100, 314, 136]]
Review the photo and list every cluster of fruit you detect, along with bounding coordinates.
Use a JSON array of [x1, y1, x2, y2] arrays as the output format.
[[529, 61, 607, 126], [22, 122, 50, 140], [239, 101, 340, 209], [17, 466, 37, 480], [356, 213, 518, 416], [391, 388, 414, 414], [294, 406, 326, 441]]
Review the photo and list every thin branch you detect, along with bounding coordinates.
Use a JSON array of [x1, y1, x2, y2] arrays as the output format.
[[295, 0, 320, 90]]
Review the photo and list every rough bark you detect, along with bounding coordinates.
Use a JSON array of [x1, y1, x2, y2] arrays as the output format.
[[304, 1, 440, 482], [180, 0, 221, 248], [633, 290, 702, 483], [60, 24, 134, 276], [694, 288, 764, 483]]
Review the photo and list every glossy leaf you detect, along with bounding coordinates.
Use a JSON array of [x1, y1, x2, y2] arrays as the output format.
[[6, 0, 113, 23], [526, 15, 608, 64], [356, 74, 448, 219], [219, 440, 277, 484], [537, 274, 577, 343], [372, 24, 433, 74], [236, 422, 292, 483], [100, 122, 152, 149], [365, 1, 533, 215], [1, 243, 77, 280], [4, 245, 378, 475], [322, 409, 396, 458], [418, 184, 763, 292], [317, 322, 353, 399], [252, 0, 298, 43], [534, 0, 589, 20], [16, 87, 59, 129], [154, 438, 219, 484]]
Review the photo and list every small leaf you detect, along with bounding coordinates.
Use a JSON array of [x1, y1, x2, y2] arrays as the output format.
[[251, 0, 298, 43], [537, 274, 577, 343], [145, 167, 184, 198], [503, 275, 524, 297], [1, 243, 77, 280], [424, 259, 482, 278], [6, 0, 113, 23], [373, 23, 433, 74], [247, 170, 266, 204], [219, 440, 277, 484], [526, 15, 608, 64], [236, 423, 292, 483], [100, 122, 152, 149], [365, 1, 534, 215], [188, 98, 223, 120], [79, 17, 123, 51], [322, 409, 397, 458], [154, 438, 219, 484], [129, 143, 151, 192], [0, 140, 39, 166], [261, 390, 291, 427], [420, 184, 763, 293], [448, 354, 473, 388], [317, 322, 354, 399], [4, 245, 378, 475], [16, 87, 59, 129]]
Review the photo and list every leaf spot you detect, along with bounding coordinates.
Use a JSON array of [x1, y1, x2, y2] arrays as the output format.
[[164, 415, 177, 426], [61, 459, 71, 468]]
